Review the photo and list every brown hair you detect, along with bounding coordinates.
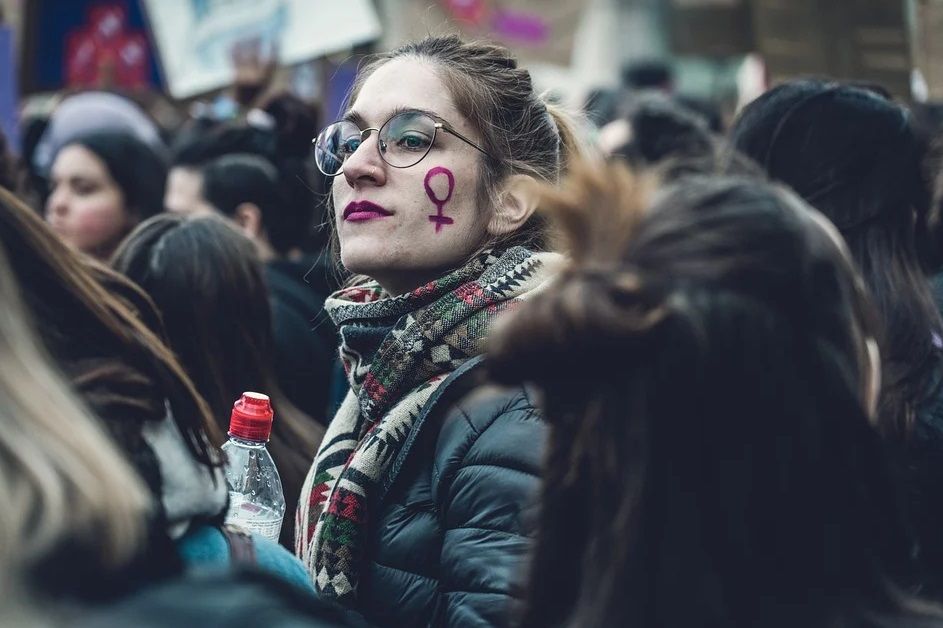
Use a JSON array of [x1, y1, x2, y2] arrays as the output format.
[[113, 212, 325, 545], [0, 187, 223, 480], [490, 162, 936, 627], [0, 237, 149, 589], [342, 35, 585, 253]]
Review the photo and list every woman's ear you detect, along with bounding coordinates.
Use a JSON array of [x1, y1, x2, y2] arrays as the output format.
[[488, 174, 539, 237], [233, 202, 264, 239]]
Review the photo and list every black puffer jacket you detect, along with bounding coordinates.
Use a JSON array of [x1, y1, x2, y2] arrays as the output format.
[[355, 358, 547, 628]]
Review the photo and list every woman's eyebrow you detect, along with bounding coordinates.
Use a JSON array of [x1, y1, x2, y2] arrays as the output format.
[[342, 107, 445, 127], [389, 106, 441, 120], [342, 110, 367, 126]]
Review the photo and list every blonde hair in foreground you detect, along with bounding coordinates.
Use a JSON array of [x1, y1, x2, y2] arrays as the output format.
[[0, 241, 149, 582]]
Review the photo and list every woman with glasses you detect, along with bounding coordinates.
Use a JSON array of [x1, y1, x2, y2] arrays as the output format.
[[297, 35, 581, 626]]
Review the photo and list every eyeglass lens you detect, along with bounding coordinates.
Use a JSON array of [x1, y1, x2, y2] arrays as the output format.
[[314, 111, 438, 176]]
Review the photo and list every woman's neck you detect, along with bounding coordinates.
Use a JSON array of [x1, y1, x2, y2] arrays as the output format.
[[373, 266, 457, 297]]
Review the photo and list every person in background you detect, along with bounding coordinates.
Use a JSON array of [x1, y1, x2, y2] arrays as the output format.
[[164, 122, 272, 216], [196, 153, 336, 421], [622, 58, 675, 93], [0, 234, 152, 623], [490, 163, 943, 628], [729, 80, 943, 597], [45, 130, 167, 260], [582, 87, 621, 128], [258, 90, 332, 257], [166, 110, 338, 421], [0, 187, 311, 591], [74, 568, 372, 628], [674, 94, 724, 133], [601, 91, 718, 176], [166, 91, 329, 260], [0, 206, 362, 628], [582, 61, 675, 132], [32, 91, 165, 183], [112, 212, 325, 549], [296, 34, 582, 626], [18, 113, 51, 204]]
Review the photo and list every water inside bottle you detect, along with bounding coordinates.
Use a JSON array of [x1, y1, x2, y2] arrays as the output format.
[[226, 492, 284, 541]]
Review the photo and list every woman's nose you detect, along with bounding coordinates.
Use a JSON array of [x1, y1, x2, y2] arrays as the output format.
[[45, 187, 69, 219], [342, 131, 387, 188]]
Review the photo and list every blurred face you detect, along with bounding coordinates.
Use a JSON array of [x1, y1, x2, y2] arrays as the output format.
[[331, 58, 491, 295], [165, 166, 214, 215], [46, 145, 129, 258]]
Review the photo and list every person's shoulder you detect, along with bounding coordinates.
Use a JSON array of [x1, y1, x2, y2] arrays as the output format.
[[428, 356, 541, 436], [175, 523, 230, 567], [176, 524, 313, 593], [250, 532, 315, 593], [70, 568, 374, 628], [446, 383, 541, 435], [432, 379, 545, 481]]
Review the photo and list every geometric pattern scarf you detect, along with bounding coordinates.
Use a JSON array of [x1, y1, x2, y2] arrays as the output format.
[[295, 246, 559, 603]]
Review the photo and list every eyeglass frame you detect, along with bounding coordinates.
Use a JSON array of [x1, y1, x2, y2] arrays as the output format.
[[312, 108, 493, 177]]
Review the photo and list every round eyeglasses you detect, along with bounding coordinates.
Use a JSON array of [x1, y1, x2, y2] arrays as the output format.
[[312, 110, 491, 177]]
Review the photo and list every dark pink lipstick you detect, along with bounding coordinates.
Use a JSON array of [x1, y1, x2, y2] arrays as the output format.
[[343, 201, 392, 222]]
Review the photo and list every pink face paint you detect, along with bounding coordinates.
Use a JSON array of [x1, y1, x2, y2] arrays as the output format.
[[424, 166, 455, 233]]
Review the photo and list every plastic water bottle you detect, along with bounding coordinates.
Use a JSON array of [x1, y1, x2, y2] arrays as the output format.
[[222, 392, 285, 542]]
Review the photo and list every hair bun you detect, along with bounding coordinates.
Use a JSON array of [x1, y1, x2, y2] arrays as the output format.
[[489, 161, 665, 386]]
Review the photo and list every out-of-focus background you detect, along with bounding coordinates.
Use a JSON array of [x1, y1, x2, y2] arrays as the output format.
[[1, 0, 937, 156]]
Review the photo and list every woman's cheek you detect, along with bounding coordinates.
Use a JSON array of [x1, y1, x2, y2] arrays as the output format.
[[69, 201, 128, 249], [424, 166, 456, 233]]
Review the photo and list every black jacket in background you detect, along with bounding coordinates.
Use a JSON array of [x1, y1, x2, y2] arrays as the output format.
[[266, 257, 337, 422]]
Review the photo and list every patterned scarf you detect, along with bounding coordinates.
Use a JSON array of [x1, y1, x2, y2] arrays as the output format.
[[295, 247, 558, 602]]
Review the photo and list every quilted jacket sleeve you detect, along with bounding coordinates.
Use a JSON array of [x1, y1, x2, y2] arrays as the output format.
[[430, 385, 547, 628]]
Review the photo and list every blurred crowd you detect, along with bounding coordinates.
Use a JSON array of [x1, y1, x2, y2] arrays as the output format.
[[7, 28, 943, 628]]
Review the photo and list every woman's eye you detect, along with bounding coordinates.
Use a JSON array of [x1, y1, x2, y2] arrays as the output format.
[[73, 181, 98, 195], [397, 133, 431, 151]]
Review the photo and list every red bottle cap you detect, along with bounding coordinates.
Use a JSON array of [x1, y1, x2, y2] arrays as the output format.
[[228, 392, 274, 442]]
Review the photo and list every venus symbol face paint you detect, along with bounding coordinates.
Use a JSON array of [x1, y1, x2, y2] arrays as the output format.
[[424, 166, 455, 233]]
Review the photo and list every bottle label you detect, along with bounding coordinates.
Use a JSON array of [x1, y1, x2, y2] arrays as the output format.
[[224, 490, 283, 542]]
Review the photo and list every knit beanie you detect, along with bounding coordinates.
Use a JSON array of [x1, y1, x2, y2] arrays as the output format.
[[730, 80, 927, 232]]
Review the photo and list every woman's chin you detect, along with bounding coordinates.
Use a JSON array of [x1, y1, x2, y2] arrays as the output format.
[[340, 249, 394, 279]]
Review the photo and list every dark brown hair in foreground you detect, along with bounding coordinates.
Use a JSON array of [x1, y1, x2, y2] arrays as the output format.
[[490, 162, 940, 628]]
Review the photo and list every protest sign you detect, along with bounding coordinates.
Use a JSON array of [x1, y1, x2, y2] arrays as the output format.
[[142, 0, 381, 99], [752, 0, 911, 99], [398, 0, 590, 67], [667, 0, 754, 57]]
